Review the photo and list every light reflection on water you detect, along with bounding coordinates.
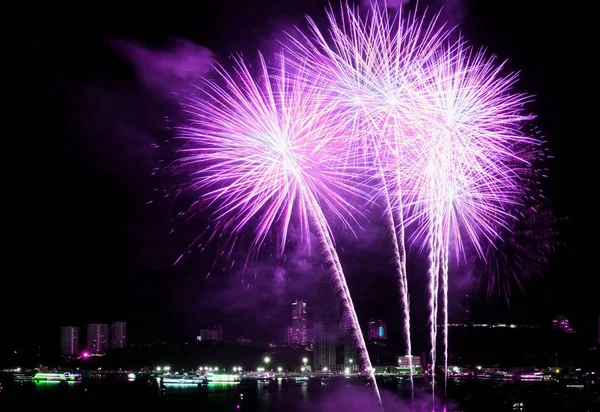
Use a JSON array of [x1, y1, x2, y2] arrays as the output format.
[[28, 377, 389, 410], [15, 377, 585, 411], [33, 381, 78, 388]]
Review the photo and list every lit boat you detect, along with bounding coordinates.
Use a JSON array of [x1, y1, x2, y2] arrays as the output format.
[[162, 374, 207, 384], [256, 373, 274, 381], [33, 372, 82, 382], [11, 373, 33, 382], [519, 372, 543, 381], [295, 376, 309, 382], [206, 372, 240, 383]]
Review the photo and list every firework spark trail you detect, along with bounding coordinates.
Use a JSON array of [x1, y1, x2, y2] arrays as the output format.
[[303, 187, 382, 408], [177, 3, 544, 408], [284, 4, 451, 402], [427, 209, 441, 403], [441, 226, 449, 399], [375, 146, 414, 402], [178, 53, 382, 406], [401, 37, 542, 400], [391, 151, 415, 403]]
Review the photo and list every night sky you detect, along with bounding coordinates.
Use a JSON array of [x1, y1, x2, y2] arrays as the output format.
[[11, 0, 598, 354]]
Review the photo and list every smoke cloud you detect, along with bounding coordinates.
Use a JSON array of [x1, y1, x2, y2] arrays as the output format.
[[112, 38, 214, 98], [309, 385, 456, 411]]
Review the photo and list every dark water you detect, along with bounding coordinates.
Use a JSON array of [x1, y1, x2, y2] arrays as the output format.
[[1, 376, 598, 411]]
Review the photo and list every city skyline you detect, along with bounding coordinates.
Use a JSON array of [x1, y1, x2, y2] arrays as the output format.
[[34, 291, 600, 360], [57, 322, 128, 355], [40, 305, 600, 357]]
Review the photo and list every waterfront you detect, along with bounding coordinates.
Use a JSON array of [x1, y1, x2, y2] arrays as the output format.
[[1, 375, 597, 411]]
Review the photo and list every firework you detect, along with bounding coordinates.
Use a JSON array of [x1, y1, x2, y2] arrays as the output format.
[[176, 1, 548, 407], [401, 38, 542, 398], [480, 202, 559, 298], [285, 3, 451, 401], [178, 53, 381, 405], [474, 151, 560, 301]]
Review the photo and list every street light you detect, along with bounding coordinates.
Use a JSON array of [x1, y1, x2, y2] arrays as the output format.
[[323, 367, 328, 372], [264, 357, 271, 370], [277, 367, 282, 373], [302, 357, 308, 365]]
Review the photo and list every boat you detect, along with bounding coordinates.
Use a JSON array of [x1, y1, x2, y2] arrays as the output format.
[[33, 372, 82, 382], [294, 376, 309, 382], [162, 374, 207, 384], [11, 373, 33, 382], [206, 372, 240, 383], [256, 373, 275, 381]]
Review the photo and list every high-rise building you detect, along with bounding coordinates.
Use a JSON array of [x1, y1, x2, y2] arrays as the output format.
[[287, 300, 307, 346], [87, 323, 109, 353], [313, 285, 338, 371], [552, 315, 576, 333], [60, 326, 79, 356], [463, 294, 470, 324], [110, 322, 127, 349], [339, 314, 357, 371], [368, 319, 387, 340], [397, 355, 422, 369], [342, 334, 357, 371], [197, 325, 223, 342]]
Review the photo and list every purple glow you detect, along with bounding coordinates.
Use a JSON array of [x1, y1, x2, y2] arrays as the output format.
[[401, 38, 540, 399], [178, 53, 381, 405], [284, 3, 452, 402], [177, 1, 545, 408], [82, 352, 90, 358]]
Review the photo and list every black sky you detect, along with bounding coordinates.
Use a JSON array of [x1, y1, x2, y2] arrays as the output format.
[[11, 0, 599, 353]]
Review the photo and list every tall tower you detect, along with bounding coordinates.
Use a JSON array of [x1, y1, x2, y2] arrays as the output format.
[[367, 319, 387, 340], [463, 294, 470, 324], [60, 326, 79, 356], [87, 323, 109, 353], [289, 300, 307, 346], [110, 322, 127, 349]]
